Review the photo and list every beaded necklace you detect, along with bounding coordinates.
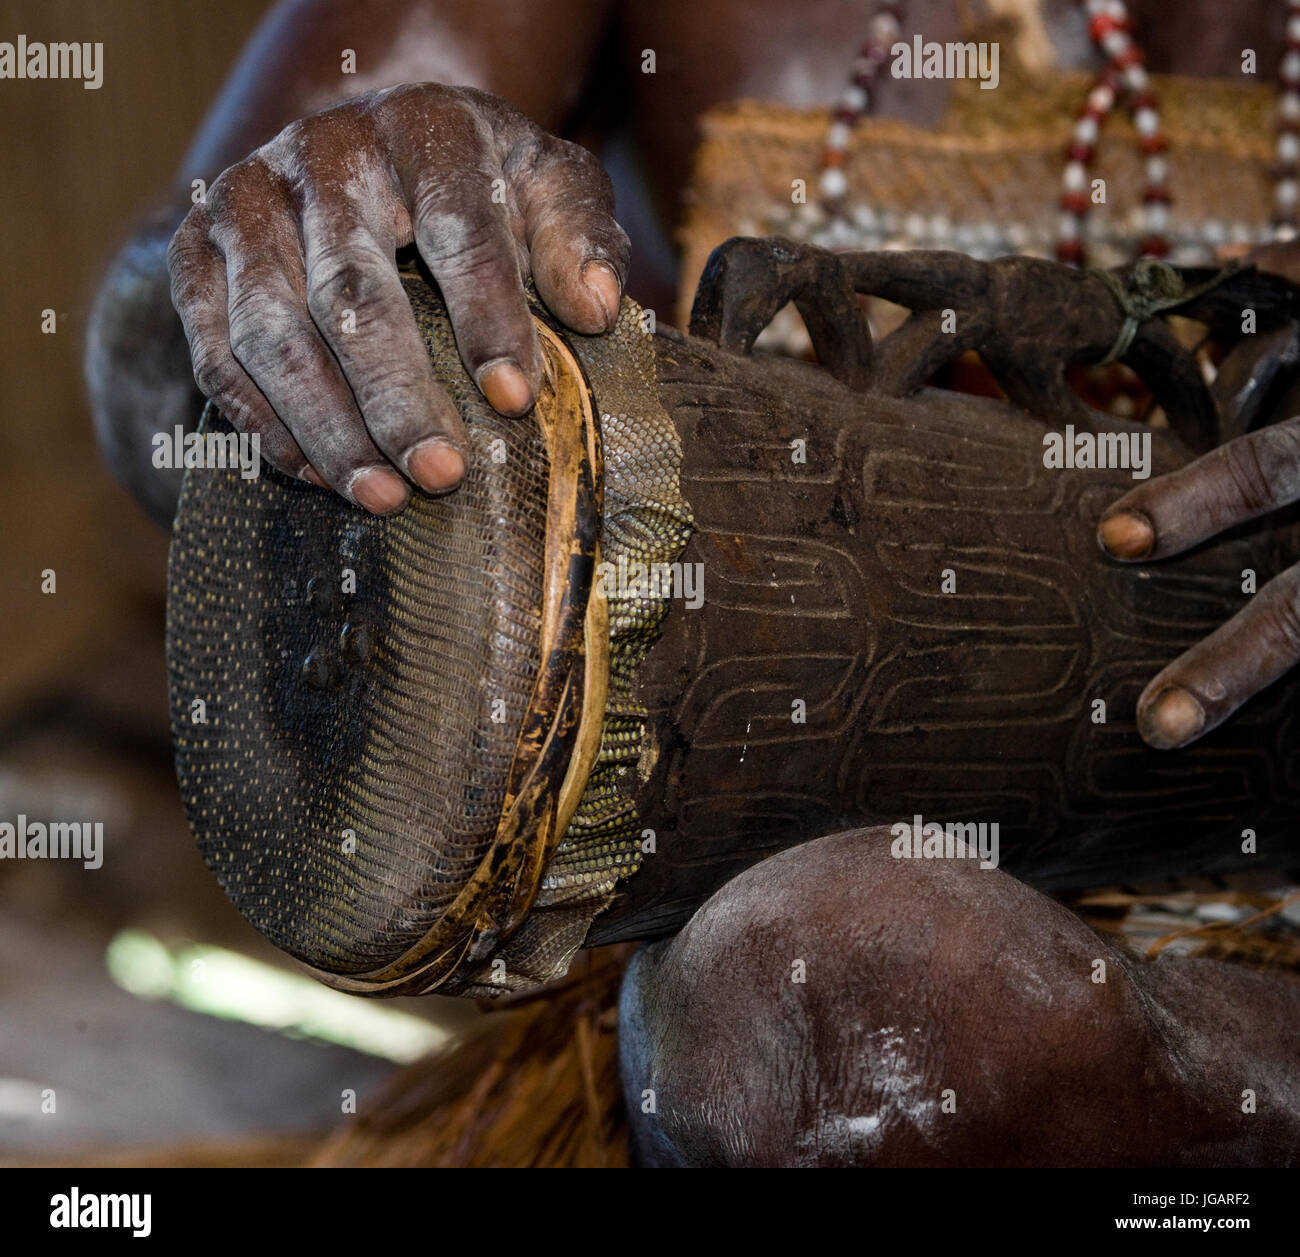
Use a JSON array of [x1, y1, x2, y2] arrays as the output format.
[[793, 0, 1300, 265]]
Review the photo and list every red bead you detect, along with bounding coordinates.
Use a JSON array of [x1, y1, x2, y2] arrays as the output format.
[[1142, 186, 1172, 204], [1115, 46, 1145, 69], [1138, 235, 1169, 258], [1069, 142, 1095, 163], [1139, 134, 1168, 155], [1057, 238, 1086, 265], [1132, 91, 1157, 112], [1088, 15, 1124, 41], [1060, 192, 1089, 214]]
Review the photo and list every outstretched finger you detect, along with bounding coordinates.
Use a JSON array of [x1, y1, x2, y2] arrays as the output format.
[[1136, 561, 1300, 748], [1098, 416, 1300, 561]]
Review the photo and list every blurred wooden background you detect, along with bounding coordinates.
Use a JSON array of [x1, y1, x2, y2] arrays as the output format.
[[0, 0, 478, 1165], [0, 0, 270, 718]]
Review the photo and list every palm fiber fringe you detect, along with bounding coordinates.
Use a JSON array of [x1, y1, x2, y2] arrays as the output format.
[[310, 945, 635, 1168]]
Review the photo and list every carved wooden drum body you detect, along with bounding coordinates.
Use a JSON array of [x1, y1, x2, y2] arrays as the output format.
[[166, 252, 1300, 995]]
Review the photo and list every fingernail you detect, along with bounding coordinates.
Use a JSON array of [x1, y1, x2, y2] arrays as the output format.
[[350, 466, 409, 515], [302, 466, 327, 488], [1098, 510, 1154, 560], [582, 260, 620, 330], [407, 439, 465, 492], [477, 359, 533, 416], [1140, 686, 1206, 750]]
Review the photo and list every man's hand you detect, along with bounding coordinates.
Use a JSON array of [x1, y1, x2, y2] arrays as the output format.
[[1098, 420, 1300, 750], [167, 83, 628, 514]]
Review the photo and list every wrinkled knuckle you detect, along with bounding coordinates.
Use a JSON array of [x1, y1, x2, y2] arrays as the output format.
[[166, 217, 212, 282], [227, 296, 294, 366], [306, 251, 389, 324], [1253, 423, 1300, 499], [206, 157, 267, 219], [351, 362, 425, 414], [1265, 579, 1300, 654], [420, 206, 509, 277], [373, 80, 448, 122], [552, 134, 612, 187], [1222, 437, 1275, 515], [190, 345, 240, 402], [260, 115, 313, 169]]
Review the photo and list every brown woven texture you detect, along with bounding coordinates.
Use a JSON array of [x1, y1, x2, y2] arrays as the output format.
[[678, 69, 1277, 326]]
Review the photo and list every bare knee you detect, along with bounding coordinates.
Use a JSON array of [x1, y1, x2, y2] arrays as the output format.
[[618, 827, 1167, 1167]]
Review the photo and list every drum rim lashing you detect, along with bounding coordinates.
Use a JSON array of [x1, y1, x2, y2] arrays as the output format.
[[305, 315, 609, 995]]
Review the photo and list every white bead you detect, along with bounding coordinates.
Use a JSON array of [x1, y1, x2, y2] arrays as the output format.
[[1101, 30, 1129, 58], [1087, 84, 1116, 114], [1059, 212, 1081, 241], [1279, 132, 1300, 165], [818, 167, 848, 199], [1229, 221, 1252, 244], [1146, 155, 1168, 184], [840, 84, 868, 114], [1105, 0, 1127, 18], [851, 58, 875, 81], [1144, 203, 1169, 233], [1064, 161, 1087, 192], [827, 122, 851, 150], [1284, 52, 1300, 82], [1084, 0, 1107, 15], [829, 216, 856, 246], [1283, 92, 1300, 123], [1122, 65, 1148, 95], [1199, 219, 1226, 246], [797, 200, 826, 227], [1289, 16, 1300, 42], [1075, 116, 1099, 145], [928, 213, 951, 243], [869, 13, 900, 44], [1006, 222, 1030, 250], [903, 212, 927, 242], [1277, 178, 1299, 212], [852, 203, 880, 232], [1135, 107, 1160, 138]]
